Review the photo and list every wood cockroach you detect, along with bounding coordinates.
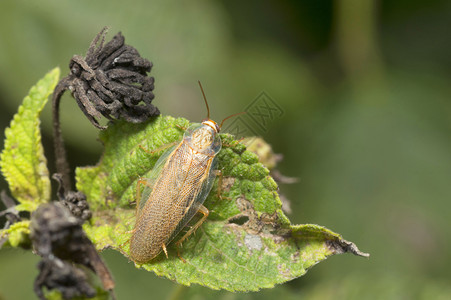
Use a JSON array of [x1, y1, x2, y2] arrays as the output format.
[[129, 82, 241, 263]]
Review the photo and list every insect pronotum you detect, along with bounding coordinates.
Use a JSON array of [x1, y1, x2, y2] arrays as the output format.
[[129, 82, 242, 263]]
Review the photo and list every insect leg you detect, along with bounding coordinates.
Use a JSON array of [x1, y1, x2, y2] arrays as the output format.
[[178, 204, 209, 245], [222, 137, 244, 148], [175, 124, 187, 131], [175, 204, 209, 262], [119, 234, 134, 254], [177, 248, 186, 263], [162, 243, 168, 258], [135, 178, 153, 211]]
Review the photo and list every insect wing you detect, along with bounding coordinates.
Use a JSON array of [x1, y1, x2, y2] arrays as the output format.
[[167, 156, 218, 244], [137, 145, 177, 214]]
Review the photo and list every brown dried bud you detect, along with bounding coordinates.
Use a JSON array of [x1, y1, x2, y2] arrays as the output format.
[[64, 27, 159, 129], [30, 202, 115, 299]]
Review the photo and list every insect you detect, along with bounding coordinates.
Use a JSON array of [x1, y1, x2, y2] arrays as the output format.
[[129, 82, 240, 263]]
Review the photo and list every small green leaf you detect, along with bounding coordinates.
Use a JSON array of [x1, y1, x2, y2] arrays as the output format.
[[0, 68, 60, 211], [77, 115, 368, 291], [0, 220, 30, 248]]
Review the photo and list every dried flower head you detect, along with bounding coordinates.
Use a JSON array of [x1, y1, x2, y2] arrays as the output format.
[[52, 27, 159, 191], [65, 27, 159, 128], [52, 173, 92, 221], [34, 258, 96, 300], [30, 202, 115, 298]]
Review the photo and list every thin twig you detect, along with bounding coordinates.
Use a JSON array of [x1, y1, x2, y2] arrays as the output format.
[[52, 78, 72, 191]]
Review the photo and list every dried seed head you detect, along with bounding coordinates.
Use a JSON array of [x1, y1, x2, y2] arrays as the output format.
[[53, 173, 92, 221], [52, 27, 160, 192], [30, 202, 115, 297], [67, 27, 159, 128], [35, 258, 96, 300], [30, 202, 84, 259]]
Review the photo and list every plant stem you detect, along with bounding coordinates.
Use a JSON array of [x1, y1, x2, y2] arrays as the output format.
[[334, 0, 388, 99], [52, 78, 72, 191]]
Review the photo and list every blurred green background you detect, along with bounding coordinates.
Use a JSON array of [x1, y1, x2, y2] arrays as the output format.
[[1, 0, 451, 299]]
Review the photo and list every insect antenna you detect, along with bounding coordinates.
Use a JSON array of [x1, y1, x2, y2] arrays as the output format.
[[197, 80, 246, 129], [198, 81, 210, 120], [220, 111, 246, 129]]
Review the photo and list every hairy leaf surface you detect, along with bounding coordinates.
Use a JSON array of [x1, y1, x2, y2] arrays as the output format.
[[77, 115, 368, 291]]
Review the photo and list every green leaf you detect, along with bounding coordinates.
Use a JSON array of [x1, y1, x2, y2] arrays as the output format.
[[0, 68, 60, 211], [77, 115, 369, 292], [0, 221, 31, 248]]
